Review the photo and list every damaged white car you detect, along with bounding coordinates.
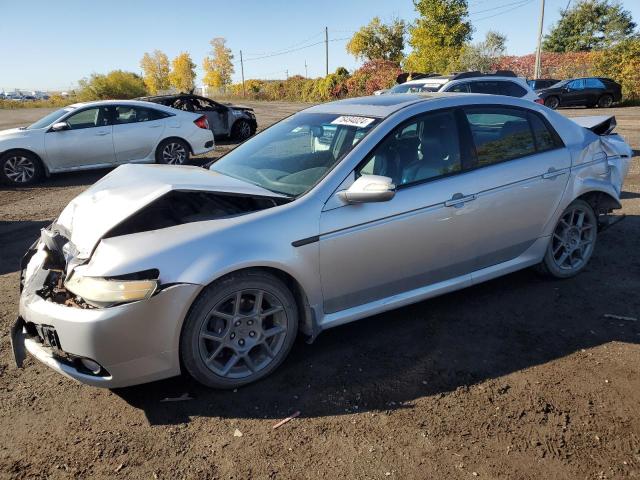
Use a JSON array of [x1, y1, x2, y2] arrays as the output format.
[[12, 93, 632, 389]]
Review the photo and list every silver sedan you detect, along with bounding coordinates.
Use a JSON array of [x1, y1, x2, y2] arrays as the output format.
[[0, 100, 214, 185], [12, 93, 632, 389]]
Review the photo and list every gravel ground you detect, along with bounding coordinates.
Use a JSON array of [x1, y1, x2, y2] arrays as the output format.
[[0, 102, 639, 480]]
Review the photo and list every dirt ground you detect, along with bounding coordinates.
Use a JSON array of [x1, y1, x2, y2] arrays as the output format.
[[0, 102, 639, 480]]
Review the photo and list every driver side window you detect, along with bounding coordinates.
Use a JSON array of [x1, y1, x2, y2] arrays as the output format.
[[66, 107, 107, 130], [568, 79, 585, 90], [357, 110, 462, 187]]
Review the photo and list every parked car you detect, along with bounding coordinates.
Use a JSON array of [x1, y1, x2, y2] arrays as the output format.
[[140, 94, 257, 141], [385, 71, 543, 104], [0, 100, 214, 185], [12, 93, 631, 389], [537, 77, 622, 109], [527, 78, 560, 91]]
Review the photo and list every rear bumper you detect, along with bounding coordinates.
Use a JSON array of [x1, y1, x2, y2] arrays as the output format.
[[188, 128, 215, 156], [16, 283, 201, 388]]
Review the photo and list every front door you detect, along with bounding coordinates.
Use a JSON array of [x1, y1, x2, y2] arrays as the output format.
[[563, 79, 587, 106], [319, 109, 478, 314], [44, 106, 115, 169], [459, 106, 572, 270]]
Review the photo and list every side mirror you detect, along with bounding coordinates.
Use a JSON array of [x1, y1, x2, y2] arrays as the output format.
[[338, 175, 396, 204], [51, 121, 70, 132], [562, 88, 569, 93]]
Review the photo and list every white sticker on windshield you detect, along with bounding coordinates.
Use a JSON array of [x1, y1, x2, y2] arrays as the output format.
[[331, 116, 375, 128]]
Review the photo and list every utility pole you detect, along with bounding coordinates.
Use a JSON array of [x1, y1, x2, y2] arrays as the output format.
[[325, 26, 329, 76], [305, 60, 308, 79], [534, 0, 545, 79], [240, 50, 246, 98], [285, 69, 289, 80]]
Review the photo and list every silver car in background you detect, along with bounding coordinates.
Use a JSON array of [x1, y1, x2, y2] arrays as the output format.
[[0, 100, 214, 185], [12, 93, 632, 389]]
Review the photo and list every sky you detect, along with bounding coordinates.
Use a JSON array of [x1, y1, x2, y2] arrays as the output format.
[[1, 0, 639, 91]]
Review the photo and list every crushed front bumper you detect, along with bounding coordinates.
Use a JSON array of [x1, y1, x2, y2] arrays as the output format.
[[14, 283, 201, 388]]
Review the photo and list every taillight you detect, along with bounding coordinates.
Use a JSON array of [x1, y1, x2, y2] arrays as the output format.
[[534, 98, 544, 105], [194, 115, 209, 129]]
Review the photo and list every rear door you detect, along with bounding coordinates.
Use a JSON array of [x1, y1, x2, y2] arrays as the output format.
[[111, 105, 169, 163], [459, 106, 571, 271], [44, 106, 115, 169]]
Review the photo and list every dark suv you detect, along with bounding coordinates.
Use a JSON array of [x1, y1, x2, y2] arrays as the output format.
[[537, 77, 622, 109]]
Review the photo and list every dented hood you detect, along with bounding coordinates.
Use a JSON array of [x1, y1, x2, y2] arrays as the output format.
[[55, 164, 283, 258]]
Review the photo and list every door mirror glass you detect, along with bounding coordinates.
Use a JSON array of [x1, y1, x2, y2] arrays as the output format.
[[338, 175, 395, 204], [50, 121, 70, 132]]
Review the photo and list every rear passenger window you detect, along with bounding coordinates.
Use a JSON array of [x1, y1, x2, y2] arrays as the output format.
[[357, 110, 462, 187], [470, 81, 501, 95], [464, 108, 535, 166], [528, 113, 558, 152], [585, 78, 605, 89], [501, 81, 527, 97], [448, 83, 469, 93]]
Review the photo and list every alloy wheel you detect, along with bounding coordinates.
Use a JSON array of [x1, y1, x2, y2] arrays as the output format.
[[161, 142, 187, 165], [3, 155, 35, 183], [550, 204, 596, 272], [198, 289, 288, 379], [238, 121, 251, 139]]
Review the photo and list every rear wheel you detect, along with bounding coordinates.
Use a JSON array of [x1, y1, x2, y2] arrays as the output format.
[[180, 271, 298, 389], [544, 96, 560, 109], [537, 199, 597, 278], [231, 120, 253, 141], [597, 94, 613, 108], [0, 151, 43, 185], [156, 138, 190, 165]]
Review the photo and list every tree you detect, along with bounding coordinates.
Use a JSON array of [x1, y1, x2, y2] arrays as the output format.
[[457, 31, 507, 72], [404, 0, 472, 73], [346, 17, 406, 63], [77, 70, 147, 101], [592, 38, 640, 100], [543, 0, 637, 52], [203, 38, 235, 89], [140, 50, 170, 94], [169, 52, 197, 92]]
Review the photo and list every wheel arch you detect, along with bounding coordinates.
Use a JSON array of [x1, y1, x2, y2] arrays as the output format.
[[181, 265, 317, 341], [574, 190, 621, 215], [156, 136, 194, 155], [0, 148, 49, 175]]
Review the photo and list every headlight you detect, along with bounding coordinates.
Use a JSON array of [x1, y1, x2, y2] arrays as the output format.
[[65, 272, 158, 307]]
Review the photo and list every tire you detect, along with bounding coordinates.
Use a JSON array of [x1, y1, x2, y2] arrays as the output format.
[[597, 94, 613, 108], [0, 150, 44, 186], [155, 138, 190, 165], [544, 96, 560, 109], [536, 199, 597, 279], [180, 270, 299, 389], [231, 120, 253, 141]]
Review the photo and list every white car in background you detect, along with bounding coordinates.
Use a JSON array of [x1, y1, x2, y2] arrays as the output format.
[[0, 100, 215, 185], [386, 71, 542, 104]]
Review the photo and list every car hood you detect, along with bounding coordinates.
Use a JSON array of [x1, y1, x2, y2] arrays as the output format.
[[0, 127, 29, 138], [55, 163, 284, 259]]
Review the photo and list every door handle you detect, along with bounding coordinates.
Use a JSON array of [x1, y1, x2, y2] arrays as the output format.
[[95, 131, 110, 136], [148, 125, 162, 128], [444, 193, 476, 207], [542, 168, 566, 180]]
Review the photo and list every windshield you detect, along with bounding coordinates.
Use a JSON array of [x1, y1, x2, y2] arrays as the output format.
[[26, 107, 74, 130], [211, 112, 380, 197]]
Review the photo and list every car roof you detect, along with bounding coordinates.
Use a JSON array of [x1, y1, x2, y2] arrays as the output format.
[[306, 92, 518, 118], [68, 99, 173, 108]]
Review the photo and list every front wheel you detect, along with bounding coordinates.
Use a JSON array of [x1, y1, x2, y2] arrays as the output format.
[[180, 271, 298, 389], [537, 199, 597, 278], [0, 151, 44, 185], [156, 138, 190, 165], [231, 120, 253, 141]]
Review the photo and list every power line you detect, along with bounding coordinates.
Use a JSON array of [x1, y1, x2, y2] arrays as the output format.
[[243, 37, 350, 62], [473, 0, 533, 21], [469, 0, 532, 16], [242, 31, 324, 57]]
